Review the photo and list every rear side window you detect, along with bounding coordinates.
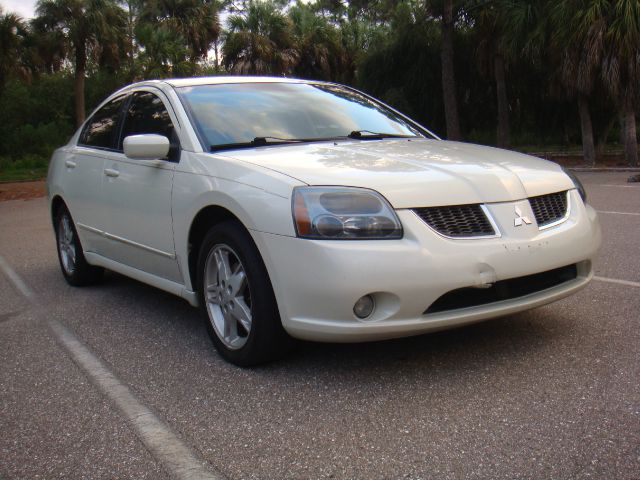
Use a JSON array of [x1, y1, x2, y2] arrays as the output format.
[[79, 95, 127, 149], [119, 91, 179, 161]]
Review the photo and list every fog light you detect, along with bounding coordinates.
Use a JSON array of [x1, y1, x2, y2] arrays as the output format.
[[353, 295, 375, 319]]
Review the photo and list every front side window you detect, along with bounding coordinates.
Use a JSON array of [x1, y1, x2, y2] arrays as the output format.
[[119, 92, 178, 160], [79, 95, 127, 149], [177, 82, 428, 151]]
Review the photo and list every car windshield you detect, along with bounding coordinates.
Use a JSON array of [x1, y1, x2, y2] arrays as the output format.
[[176, 82, 427, 151]]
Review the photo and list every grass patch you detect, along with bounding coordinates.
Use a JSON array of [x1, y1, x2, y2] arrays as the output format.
[[0, 156, 49, 182]]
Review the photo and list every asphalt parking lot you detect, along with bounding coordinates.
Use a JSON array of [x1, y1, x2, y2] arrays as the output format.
[[1, 172, 638, 479]]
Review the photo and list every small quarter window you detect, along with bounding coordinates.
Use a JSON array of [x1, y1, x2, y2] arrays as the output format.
[[79, 95, 127, 149]]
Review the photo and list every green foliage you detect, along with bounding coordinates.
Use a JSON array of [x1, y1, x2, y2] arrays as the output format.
[[0, 73, 74, 161], [223, 1, 299, 75], [0, 0, 637, 169], [288, 2, 345, 80], [357, 15, 444, 134], [0, 155, 49, 182], [0, 70, 129, 164], [0, 7, 30, 91], [136, 24, 197, 78]]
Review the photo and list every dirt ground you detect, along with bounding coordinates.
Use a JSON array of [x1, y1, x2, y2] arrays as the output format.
[[0, 181, 47, 202]]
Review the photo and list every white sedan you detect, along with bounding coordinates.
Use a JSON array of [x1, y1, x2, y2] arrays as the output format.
[[47, 77, 601, 366]]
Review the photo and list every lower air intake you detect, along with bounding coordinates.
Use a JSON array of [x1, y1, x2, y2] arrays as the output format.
[[424, 264, 578, 314]]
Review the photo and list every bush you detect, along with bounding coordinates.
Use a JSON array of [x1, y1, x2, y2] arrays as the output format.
[[3, 122, 73, 159], [0, 69, 137, 167], [0, 154, 49, 182], [0, 72, 75, 161]]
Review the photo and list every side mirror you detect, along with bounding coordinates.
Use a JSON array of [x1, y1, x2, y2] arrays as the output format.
[[123, 134, 170, 160]]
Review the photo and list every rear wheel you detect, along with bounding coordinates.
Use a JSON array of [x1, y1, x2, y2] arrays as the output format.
[[54, 206, 104, 286], [197, 221, 291, 366]]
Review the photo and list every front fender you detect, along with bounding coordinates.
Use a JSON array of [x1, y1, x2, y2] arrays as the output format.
[[172, 153, 303, 291]]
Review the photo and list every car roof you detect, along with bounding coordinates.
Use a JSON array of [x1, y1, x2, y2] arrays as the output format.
[[129, 76, 314, 89]]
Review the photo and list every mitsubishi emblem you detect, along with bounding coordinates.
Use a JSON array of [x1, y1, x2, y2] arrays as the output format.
[[514, 206, 532, 227]]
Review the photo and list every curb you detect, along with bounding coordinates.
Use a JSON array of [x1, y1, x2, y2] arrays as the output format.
[[567, 167, 640, 172], [0, 178, 46, 185]]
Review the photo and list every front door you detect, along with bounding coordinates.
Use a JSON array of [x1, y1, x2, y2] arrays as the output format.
[[101, 90, 182, 283]]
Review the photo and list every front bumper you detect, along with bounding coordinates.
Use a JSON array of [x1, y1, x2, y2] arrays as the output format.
[[252, 190, 601, 342]]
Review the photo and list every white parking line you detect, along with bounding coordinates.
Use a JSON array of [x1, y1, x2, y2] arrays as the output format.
[[596, 184, 638, 188], [594, 276, 640, 288], [0, 254, 224, 480], [596, 210, 640, 216], [49, 319, 223, 480], [0, 255, 34, 299]]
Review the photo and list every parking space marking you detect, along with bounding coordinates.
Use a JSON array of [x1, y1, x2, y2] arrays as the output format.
[[594, 276, 640, 288], [0, 255, 34, 299], [48, 319, 224, 480], [595, 184, 639, 188], [0, 254, 225, 480], [596, 210, 640, 216]]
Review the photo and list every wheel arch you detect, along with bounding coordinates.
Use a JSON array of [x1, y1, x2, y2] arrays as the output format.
[[50, 195, 68, 226], [187, 205, 248, 292]]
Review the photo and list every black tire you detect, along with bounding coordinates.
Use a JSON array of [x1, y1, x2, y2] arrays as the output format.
[[197, 220, 292, 366], [54, 205, 104, 286]]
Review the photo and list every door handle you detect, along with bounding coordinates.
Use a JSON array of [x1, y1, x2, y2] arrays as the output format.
[[104, 168, 120, 178], [65, 160, 77, 169]]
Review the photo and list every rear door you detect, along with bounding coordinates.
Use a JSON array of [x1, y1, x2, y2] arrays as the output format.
[[65, 94, 128, 255], [100, 89, 182, 283]]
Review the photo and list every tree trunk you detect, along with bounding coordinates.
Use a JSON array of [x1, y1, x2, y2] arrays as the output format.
[[494, 53, 510, 148], [577, 94, 596, 166], [440, 0, 461, 141], [74, 42, 87, 127], [623, 100, 638, 167], [128, 0, 135, 74], [596, 115, 615, 156]]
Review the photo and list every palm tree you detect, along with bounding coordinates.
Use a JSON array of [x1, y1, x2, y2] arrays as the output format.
[[551, 0, 639, 166], [288, 2, 345, 81], [29, 16, 67, 74], [498, 0, 600, 161], [550, 1, 606, 165], [428, 0, 461, 141], [471, 1, 511, 148], [0, 8, 29, 95], [138, 0, 221, 62], [600, 0, 640, 167], [35, 0, 127, 127], [223, 1, 298, 75], [136, 24, 196, 78]]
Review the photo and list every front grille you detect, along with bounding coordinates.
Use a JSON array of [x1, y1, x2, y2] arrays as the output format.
[[413, 204, 495, 238], [424, 264, 578, 314], [529, 191, 568, 227]]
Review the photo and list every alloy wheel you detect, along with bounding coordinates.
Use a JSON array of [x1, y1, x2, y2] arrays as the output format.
[[58, 214, 77, 275], [204, 244, 252, 350]]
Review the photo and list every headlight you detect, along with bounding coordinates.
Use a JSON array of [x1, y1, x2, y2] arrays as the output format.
[[562, 167, 587, 203], [292, 187, 403, 240]]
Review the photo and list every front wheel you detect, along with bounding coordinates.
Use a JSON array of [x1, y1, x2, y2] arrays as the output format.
[[197, 221, 291, 366]]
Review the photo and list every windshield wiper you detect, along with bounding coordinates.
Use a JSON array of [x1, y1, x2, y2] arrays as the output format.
[[253, 136, 306, 145], [210, 132, 417, 152], [211, 136, 305, 152], [348, 130, 417, 140]]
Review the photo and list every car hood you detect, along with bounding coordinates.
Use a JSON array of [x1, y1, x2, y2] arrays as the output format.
[[217, 138, 573, 208]]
